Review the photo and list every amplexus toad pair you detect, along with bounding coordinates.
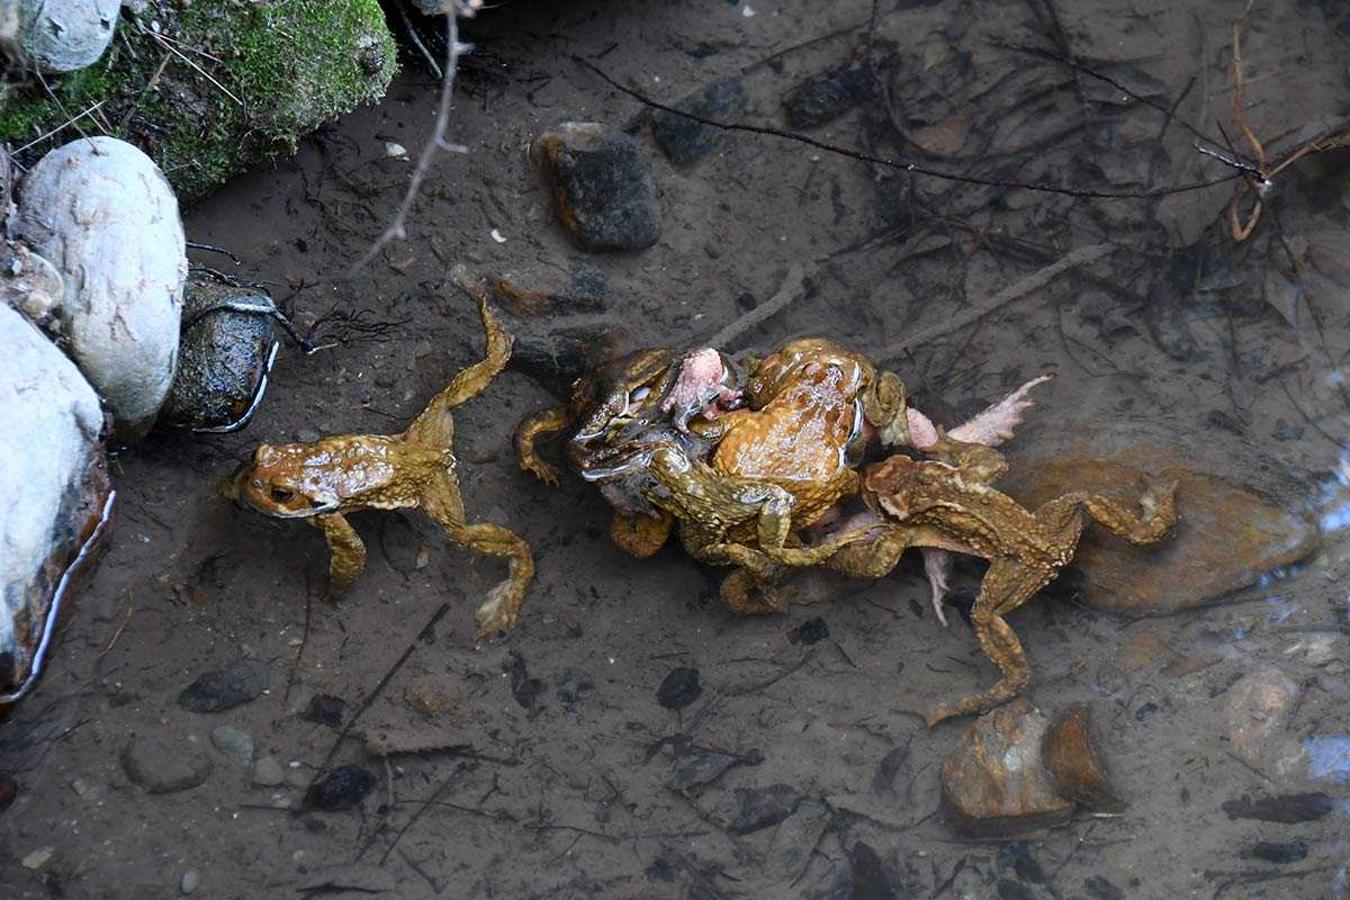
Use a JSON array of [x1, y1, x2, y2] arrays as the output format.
[[227, 274, 1176, 724]]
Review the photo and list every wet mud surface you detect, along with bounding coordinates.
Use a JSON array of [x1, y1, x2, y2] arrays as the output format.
[[3, 1, 1349, 897]]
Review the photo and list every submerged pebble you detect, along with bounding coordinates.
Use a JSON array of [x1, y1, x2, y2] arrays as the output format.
[[940, 698, 1073, 837], [534, 122, 661, 253], [303, 765, 376, 812], [1221, 791, 1334, 823], [656, 665, 702, 710], [650, 78, 745, 167], [177, 658, 271, 713]]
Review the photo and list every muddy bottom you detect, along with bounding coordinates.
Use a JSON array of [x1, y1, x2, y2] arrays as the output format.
[[3, 1, 1349, 897]]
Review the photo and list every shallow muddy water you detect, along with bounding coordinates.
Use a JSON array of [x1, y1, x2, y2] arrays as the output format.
[[2, 1, 1349, 897]]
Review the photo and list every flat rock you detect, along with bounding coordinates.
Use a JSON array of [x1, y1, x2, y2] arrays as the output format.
[[534, 122, 661, 253], [177, 658, 271, 713], [1221, 791, 1333, 823], [941, 698, 1074, 837], [121, 736, 212, 794], [650, 78, 745, 167], [765, 799, 832, 884], [1007, 448, 1318, 616], [1226, 668, 1304, 776], [727, 783, 801, 835]]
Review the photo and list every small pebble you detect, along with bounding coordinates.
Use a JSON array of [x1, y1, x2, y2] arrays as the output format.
[[180, 869, 201, 895], [210, 725, 254, 767], [21, 847, 53, 869], [0, 773, 16, 812], [177, 658, 271, 713], [305, 694, 346, 728], [253, 756, 285, 788], [303, 765, 376, 811], [384, 142, 407, 159], [656, 666, 702, 710]]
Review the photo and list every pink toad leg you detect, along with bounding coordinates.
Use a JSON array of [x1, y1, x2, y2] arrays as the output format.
[[923, 548, 953, 627], [945, 374, 1054, 447]]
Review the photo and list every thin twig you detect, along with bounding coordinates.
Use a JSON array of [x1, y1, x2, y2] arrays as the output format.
[[352, 12, 468, 274], [378, 762, 468, 864], [872, 243, 1112, 362], [306, 602, 452, 792], [574, 57, 1241, 200]]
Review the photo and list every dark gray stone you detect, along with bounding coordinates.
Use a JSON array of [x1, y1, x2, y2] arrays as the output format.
[[535, 123, 661, 252], [651, 78, 746, 167], [160, 274, 277, 432], [177, 658, 271, 713], [783, 67, 870, 129]]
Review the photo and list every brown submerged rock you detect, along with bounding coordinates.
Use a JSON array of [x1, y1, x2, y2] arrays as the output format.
[[1008, 449, 1318, 616], [1041, 704, 1125, 813], [940, 698, 1073, 837]]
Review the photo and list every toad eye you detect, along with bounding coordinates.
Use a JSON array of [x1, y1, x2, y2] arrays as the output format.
[[270, 487, 296, 503], [630, 386, 650, 403]]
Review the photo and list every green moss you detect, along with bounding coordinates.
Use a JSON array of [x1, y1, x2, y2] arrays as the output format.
[[0, 0, 397, 202]]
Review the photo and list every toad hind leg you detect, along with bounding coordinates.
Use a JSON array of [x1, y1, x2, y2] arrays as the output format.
[[312, 513, 366, 600], [514, 406, 571, 485], [421, 468, 536, 642], [610, 509, 674, 558], [926, 558, 1046, 726]]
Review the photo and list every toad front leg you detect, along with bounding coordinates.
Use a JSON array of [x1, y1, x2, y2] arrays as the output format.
[[420, 467, 536, 641], [311, 513, 367, 600]]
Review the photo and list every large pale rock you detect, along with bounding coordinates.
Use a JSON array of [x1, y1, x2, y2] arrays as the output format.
[[16, 0, 119, 73], [0, 304, 110, 703], [1007, 448, 1318, 616], [940, 699, 1074, 837], [16, 136, 187, 439]]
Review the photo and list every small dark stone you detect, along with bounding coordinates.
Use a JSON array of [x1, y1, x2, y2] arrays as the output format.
[[651, 78, 746, 167], [507, 650, 544, 715], [669, 748, 763, 793], [508, 322, 625, 395], [1222, 792, 1334, 823], [848, 841, 895, 900], [656, 666, 702, 710], [1084, 874, 1125, 900], [783, 66, 870, 129], [787, 617, 829, 645], [871, 744, 909, 795], [1240, 840, 1308, 864], [735, 291, 756, 311], [177, 658, 271, 713], [1134, 701, 1159, 721], [304, 765, 376, 811], [555, 669, 593, 707], [535, 122, 661, 252], [0, 773, 17, 813], [997, 880, 1035, 900], [358, 43, 386, 76], [305, 694, 346, 728], [644, 856, 678, 882], [730, 783, 801, 834], [998, 842, 1046, 883], [160, 274, 278, 432], [1338, 14, 1350, 37]]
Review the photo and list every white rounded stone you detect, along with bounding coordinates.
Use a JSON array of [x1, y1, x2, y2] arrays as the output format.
[[16, 136, 187, 438]]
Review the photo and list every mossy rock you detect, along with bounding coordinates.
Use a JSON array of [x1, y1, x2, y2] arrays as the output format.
[[0, 0, 397, 203]]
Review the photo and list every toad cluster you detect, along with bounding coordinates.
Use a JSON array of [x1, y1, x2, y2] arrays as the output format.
[[228, 274, 1177, 727]]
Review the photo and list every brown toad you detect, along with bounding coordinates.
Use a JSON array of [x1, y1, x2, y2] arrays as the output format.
[[225, 277, 534, 641], [767, 433, 1178, 724]]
